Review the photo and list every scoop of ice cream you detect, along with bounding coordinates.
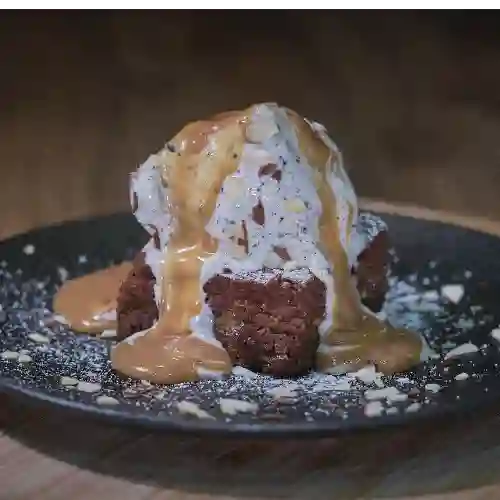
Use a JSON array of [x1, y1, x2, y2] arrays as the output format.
[[130, 103, 364, 336]]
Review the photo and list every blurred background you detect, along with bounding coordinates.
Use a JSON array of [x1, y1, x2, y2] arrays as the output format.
[[1, 10, 500, 239]]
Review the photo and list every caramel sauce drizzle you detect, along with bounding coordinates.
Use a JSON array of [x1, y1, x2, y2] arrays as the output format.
[[110, 110, 251, 383], [289, 112, 421, 374]]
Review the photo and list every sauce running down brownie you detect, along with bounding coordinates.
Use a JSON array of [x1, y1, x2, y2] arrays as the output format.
[[108, 102, 423, 384]]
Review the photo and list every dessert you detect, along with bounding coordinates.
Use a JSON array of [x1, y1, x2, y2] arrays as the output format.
[[115, 215, 391, 377], [54, 102, 423, 384]]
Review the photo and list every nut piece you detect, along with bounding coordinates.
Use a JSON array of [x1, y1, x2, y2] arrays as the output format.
[[176, 400, 215, 420], [28, 333, 49, 344], [1, 351, 19, 360], [284, 198, 307, 213], [219, 398, 258, 415], [77, 381, 102, 393], [246, 116, 279, 143], [96, 395, 119, 406], [100, 329, 117, 339], [60, 376, 79, 387]]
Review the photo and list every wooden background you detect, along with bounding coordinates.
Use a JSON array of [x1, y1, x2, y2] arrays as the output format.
[[2, 11, 500, 238], [3, 11, 500, 499]]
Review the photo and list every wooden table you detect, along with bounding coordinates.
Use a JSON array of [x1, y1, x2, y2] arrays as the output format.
[[3, 11, 500, 499]]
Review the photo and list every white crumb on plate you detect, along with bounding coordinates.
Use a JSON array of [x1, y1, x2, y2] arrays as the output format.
[[364, 401, 384, 417], [23, 244, 35, 255], [444, 342, 479, 360], [28, 333, 49, 344], [196, 367, 225, 380], [422, 290, 440, 301], [100, 329, 117, 339], [441, 284, 464, 304], [490, 328, 500, 343], [57, 267, 69, 282], [396, 376, 411, 384], [17, 354, 32, 363], [78, 255, 88, 264], [77, 381, 102, 393], [405, 402, 422, 413], [267, 384, 299, 399], [386, 407, 399, 415], [176, 401, 215, 420], [96, 395, 119, 406], [51, 314, 68, 325], [364, 387, 407, 403], [455, 372, 469, 381], [464, 270, 473, 279], [425, 383, 441, 393], [219, 398, 258, 415], [1, 351, 19, 360], [352, 365, 384, 387], [60, 376, 79, 386], [232, 365, 258, 378]]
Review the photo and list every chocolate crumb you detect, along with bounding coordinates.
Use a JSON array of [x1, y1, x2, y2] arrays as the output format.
[[237, 221, 249, 254], [271, 170, 282, 182], [252, 200, 265, 226], [131, 191, 139, 213], [166, 143, 176, 153], [258, 163, 278, 177], [147, 225, 161, 250], [273, 246, 291, 261]]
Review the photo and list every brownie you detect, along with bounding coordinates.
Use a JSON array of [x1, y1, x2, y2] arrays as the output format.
[[355, 230, 390, 313], [116, 253, 158, 340], [203, 268, 325, 376]]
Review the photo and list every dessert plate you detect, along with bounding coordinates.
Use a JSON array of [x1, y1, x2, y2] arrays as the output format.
[[2, 206, 500, 436]]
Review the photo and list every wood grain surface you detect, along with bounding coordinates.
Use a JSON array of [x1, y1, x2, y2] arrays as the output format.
[[2, 11, 500, 500]]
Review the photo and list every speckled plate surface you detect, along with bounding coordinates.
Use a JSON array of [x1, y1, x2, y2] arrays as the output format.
[[1, 212, 500, 436]]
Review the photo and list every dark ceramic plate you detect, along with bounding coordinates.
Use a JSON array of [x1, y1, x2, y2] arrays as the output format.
[[1, 212, 500, 436]]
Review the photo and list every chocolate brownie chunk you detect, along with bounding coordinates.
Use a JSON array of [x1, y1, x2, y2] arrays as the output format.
[[116, 253, 158, 340], [203, 268, 325, 376], [356, 230, 390, 313]]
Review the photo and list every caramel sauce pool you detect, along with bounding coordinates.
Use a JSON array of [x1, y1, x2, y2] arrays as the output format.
[[56, 104, 422, 384], [53, 262, 132, 333]]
